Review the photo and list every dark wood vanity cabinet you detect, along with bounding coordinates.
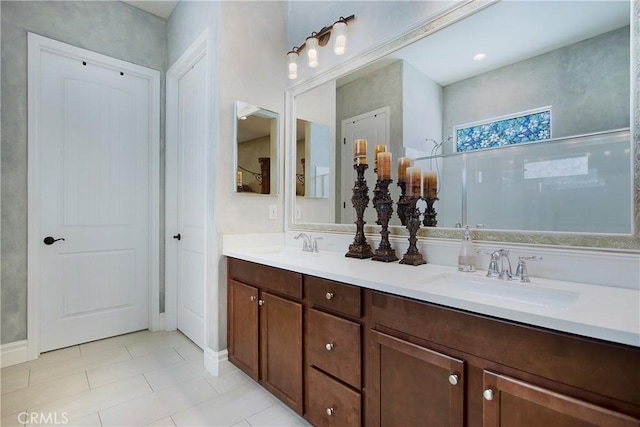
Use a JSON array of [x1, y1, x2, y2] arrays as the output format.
[[227, 258, 640, 426], [304, 276, 363, 427], [227, 259, 303, 414], [368, 290, 640, 427]]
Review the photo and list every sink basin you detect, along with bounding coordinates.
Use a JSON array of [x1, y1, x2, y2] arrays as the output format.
[[247, 246, 319, 261], [429, 273, 579, 310]]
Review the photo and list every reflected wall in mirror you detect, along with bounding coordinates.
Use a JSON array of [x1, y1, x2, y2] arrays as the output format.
[[234, 101, 279, 195], [291, 0, 633, 236]]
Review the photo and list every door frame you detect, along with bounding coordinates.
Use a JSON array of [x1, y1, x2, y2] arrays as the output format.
[[164, 28, 210, 347], [26, 33, 161, 360]]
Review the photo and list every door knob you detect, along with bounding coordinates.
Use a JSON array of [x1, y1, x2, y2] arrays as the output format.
[[173, 233, 181, 241], [43, 236, 65, 245]]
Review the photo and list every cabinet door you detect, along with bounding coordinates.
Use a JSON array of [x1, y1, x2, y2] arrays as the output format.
[[483, 371, 640, 427], [260, 292, 303, 414], [370, 331, 465, 427], [228, 279, 259, 381]]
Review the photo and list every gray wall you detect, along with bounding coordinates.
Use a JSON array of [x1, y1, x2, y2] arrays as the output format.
[[443, 26, 630, 154], [1, 1, 167, 344]]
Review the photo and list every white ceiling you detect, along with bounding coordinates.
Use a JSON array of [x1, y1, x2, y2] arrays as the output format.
[[121, 0, 178, 20]]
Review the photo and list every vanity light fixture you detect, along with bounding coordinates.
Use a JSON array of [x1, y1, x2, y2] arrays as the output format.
[[287, 15, 355, 80]]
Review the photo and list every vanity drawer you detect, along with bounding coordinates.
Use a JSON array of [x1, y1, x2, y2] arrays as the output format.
[[305, 275, 361, 318], [227, 258, 302, 299], [307, 367, 361, 427], [307, 308, 361, 389]]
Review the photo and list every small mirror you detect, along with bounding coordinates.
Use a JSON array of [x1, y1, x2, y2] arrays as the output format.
[[234, 101, 279, 195]]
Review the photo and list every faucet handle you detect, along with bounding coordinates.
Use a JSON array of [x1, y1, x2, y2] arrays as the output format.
[[510, 256, 542, 283]]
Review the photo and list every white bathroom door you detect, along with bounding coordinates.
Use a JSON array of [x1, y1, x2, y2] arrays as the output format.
[[341, 108, 390, 224], [165, 41, 207, 349], [175, 55, 206, 349], [33, 36, 153, 352]]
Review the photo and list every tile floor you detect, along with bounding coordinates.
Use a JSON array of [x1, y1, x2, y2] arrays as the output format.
[[1, 330, 312, 427]]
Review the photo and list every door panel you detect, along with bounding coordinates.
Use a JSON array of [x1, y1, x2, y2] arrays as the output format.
[[175, 55, 207, 348], [38, 47, 150, 352], [228, 280, 259, 381]]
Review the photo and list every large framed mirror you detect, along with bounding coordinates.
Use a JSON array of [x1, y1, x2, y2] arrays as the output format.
[[287, 0, 638, 248], [234, 101, 279, 195]]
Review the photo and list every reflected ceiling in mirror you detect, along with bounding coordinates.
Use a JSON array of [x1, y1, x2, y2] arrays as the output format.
[[234, 101, 279, 195]]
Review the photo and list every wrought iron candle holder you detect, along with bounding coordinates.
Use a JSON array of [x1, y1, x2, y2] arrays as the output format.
[[346, 163, 374, 259], [372, 179, 398, 263], [399, 196, 426, 266], [396, 182, 410, 226], [423, 197, 439, 227]]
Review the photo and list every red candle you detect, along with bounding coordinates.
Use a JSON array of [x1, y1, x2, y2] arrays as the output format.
[[397, 157, 411, 183], [353, 139, 367, 165], [377, 152, 392, 180]]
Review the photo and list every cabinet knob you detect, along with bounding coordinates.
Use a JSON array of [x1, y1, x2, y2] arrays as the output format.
[[483, 388, 494, 401], [448, 374, 459, 386], [258, 299, 265, 306], [250, 296, 257, 302], [326, 407, 334, 416], [325, 342, 334, 351], [325, 292, 334, 300]]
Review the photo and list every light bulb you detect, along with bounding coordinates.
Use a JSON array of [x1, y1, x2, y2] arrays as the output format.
[[306, 36, 319, 68], [287, 51, 298, 80], [333, 21, 347, 55]]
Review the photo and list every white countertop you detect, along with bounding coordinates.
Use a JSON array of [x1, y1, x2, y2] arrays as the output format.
[[223, 244, 640, 347]]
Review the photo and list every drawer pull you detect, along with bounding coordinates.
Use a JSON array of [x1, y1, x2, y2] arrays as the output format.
[[326, 407, 335, 416], [326, 292, 334, 300], [483, 388, 494, 401], [250, 296, 257, 302], [325, 342, 335, 351], [448, 374, 459, 386]]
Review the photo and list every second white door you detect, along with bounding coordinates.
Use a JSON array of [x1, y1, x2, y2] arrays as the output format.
[[167, 50, 207, 349]]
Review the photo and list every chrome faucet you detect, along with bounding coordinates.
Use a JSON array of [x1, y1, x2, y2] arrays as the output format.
[[486, 249, 512, 279], [482, 249, 542, 282], [294, 233, 321, 252]]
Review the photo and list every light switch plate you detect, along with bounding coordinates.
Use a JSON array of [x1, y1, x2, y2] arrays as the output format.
[[269, 204, 277, 220]]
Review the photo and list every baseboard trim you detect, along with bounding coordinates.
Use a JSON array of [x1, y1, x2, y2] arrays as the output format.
[[204, 347, 229, 377], [1, 340, 30, 368]]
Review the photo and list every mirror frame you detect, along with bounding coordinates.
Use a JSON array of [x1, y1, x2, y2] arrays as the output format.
[[285, 0, 639, 250], [234, 101, 280, 196]]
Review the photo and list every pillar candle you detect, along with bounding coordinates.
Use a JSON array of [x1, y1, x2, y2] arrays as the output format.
[[423, 171, 438, 198], [377, 152, 392, 180], [397, 157, 411, 183], [374, 144, 387, 169], [406, 166, 422, 197], [236, 171, 243, 188], [353, 139, 367, 165]]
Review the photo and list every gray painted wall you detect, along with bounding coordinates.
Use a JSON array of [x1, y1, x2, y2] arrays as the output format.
[[1, 1, 167, 344], [442, 26, 630, 154]]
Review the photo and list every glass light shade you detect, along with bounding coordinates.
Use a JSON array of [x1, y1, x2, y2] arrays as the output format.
[[333, 21, 347, 55], [306, 36, 319, 68], [287, 51, 298, 80]]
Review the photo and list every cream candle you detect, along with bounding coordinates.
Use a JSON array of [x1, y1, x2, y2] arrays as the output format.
[[374, 144, 387, 169], [397, 157, 411, 183], [236, 171, 243, 188], [423, 171, 438, 198], [353, 139, 367, 165], [377, 152, 392, 180], [406, 166, 422, 197]]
